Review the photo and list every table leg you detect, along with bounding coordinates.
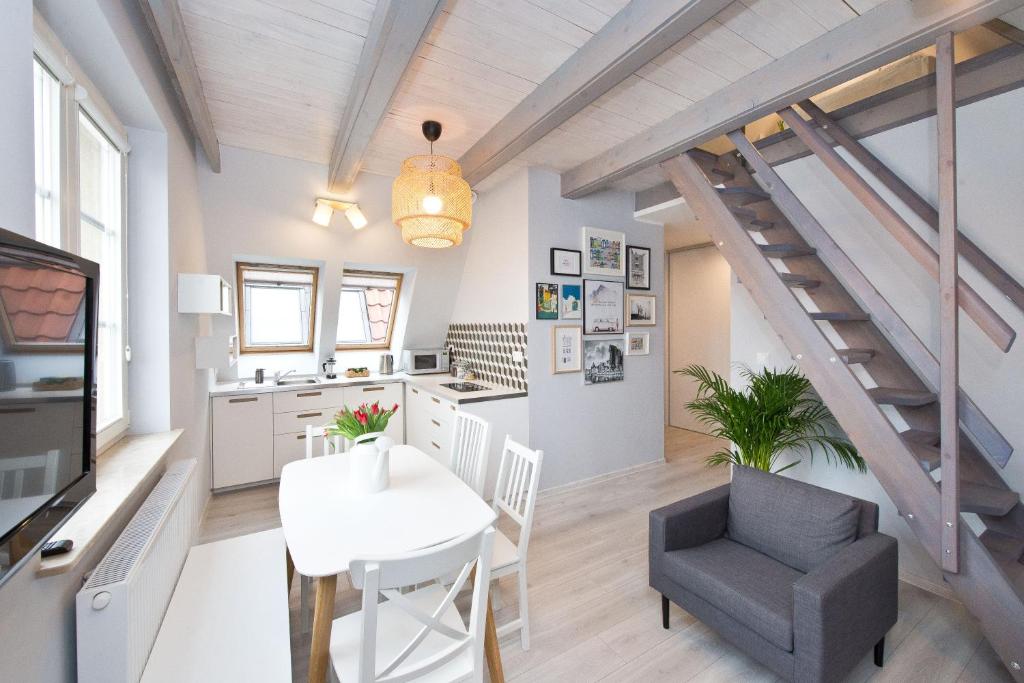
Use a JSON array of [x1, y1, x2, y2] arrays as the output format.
[[484, 593, 505, 683], [286, 548, 295, 592], [308, 574, 337, 683]]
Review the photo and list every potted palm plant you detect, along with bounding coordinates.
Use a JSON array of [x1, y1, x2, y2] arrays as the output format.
[[676, 364, 864, 474]]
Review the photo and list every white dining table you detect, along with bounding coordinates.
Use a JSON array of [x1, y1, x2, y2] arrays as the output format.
[[278, 445, 504, 683]]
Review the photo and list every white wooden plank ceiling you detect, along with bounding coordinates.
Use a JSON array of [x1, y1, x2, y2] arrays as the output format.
[[175, 0, 972, 192]]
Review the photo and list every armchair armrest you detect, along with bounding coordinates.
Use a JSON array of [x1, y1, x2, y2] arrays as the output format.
[[649, 484, 730, 555], [793, 532, 898, 681]]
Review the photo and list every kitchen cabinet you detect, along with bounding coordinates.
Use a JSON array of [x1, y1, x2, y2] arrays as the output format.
[[405, 385, 456, 465], [178, 274, 232, 315], [211, 394, 274, 488]]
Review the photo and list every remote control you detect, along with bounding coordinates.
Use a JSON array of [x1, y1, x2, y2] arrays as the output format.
[[41, 539, 73, 557]]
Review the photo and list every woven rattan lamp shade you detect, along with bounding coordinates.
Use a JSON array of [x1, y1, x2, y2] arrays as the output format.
[[392, 154, 472, 248]]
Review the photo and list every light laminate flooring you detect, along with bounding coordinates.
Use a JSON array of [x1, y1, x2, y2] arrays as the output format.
[[198, 426, 1012, 682]]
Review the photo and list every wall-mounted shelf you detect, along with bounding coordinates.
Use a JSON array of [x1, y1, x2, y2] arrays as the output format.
[[178, 274, 232, 315], [196, 335, 239, 370]]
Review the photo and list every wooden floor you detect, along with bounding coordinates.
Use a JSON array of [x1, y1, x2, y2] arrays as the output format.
[[199, 426, 1013, 682]]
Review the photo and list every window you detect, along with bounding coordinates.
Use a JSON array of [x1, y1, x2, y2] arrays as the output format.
[[33, 58, 62, 248], [78, 112, 127, 434], [237, 263, 319, 353], [336, 271, 402, 350]]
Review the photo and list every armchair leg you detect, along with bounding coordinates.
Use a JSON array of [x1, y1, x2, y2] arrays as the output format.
[[874, 637, 885, 667], [661, 595, 669, 629]]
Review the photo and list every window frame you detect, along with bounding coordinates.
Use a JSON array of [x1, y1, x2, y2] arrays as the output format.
[[336, 270, 403, 351], [235, 262, 320, 354]]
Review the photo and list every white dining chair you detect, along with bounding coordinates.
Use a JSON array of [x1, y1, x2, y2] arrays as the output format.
[[300, 424, 343, 628], [328, 524, 496, 683], [449, 412, 491, 497], [490, 437, 543, 650]]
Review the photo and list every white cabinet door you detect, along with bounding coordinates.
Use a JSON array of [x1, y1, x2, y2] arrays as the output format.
[[404, 386, 455, 464], [343, 383, 405, 443], [212, 394, 274, 488]]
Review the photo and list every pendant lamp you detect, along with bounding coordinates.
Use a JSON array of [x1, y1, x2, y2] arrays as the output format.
[[392, 121, 472, 248]]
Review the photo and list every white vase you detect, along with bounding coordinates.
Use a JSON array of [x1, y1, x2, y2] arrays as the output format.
[[348, 432, 394, 495]]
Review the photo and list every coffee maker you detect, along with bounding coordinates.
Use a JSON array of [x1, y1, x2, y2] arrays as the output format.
[[322, 357, 337, 379]]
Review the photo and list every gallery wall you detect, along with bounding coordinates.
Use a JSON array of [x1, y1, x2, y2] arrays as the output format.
[[527, 169, 665, 489], [731, 87, 1024, 592]]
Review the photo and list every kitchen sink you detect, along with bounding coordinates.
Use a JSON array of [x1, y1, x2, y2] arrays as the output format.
[[276, 378, 319, 386]]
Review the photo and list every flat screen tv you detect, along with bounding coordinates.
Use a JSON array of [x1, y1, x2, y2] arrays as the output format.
[[0, 226, 97, 587]]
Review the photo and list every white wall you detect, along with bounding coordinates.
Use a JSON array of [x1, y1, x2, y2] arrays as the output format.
[[197, 145, 471, 379], [527, 169, 665, 489], [0, 0, 34, 238], [450, 167, 529, 322], [731, 87, 1024, 591]]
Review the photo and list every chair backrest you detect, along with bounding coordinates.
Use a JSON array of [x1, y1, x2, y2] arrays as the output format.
[[304, 424, 342, 459], [450, 412, 491, 496], [0, 450, 60, 496], [491, 437, 543, 560], [348, 524, 495, 683]]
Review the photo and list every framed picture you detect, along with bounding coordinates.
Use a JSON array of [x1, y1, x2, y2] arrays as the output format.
[[626, 245, 651, 290], [584, 338, 625, 385], [536, 283, 559, 320], [551, 326, 582, 374], [550, 248, 582, 276], [560, 283, 581, 319], [583, 279, 624, 335], [626, 332, 649, 356], [627, 293, 656, 326], [582, 226, 625, 277]]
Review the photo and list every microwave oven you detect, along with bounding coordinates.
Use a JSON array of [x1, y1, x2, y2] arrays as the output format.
[[402, 348, 450, 375]]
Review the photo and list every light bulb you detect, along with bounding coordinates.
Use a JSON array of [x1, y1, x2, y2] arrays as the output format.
[[312, 200, 333, 227], [422, 194, 443, 215]]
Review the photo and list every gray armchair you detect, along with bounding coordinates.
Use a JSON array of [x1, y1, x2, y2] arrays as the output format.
[[650, 466, 897, 683]]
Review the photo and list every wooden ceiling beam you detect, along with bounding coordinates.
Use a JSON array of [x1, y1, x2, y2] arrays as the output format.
[[560, 0, 1024, 199], [328, 0, 444, 193], [139, 0, 221, 172], [456, 0, 732, 188]]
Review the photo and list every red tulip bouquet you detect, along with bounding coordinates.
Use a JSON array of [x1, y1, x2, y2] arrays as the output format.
[[328, 401, 399, 443]]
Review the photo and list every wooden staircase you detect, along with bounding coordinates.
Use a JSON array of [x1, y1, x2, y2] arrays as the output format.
[[663, 146, 1024, 680]]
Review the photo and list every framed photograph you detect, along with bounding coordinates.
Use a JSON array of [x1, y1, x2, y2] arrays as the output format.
[[626, 332, 649, 356], [536, 283, 559, 320], [583, 279, 624, 335], [551, 326, 582, 374], [559, 283, 581, 319], [626, 245, 651, 290], [584, 338, 625, 385], [582, 226, 625, 277], [550, 248, 582, 276], [627, 293, 656, 326]]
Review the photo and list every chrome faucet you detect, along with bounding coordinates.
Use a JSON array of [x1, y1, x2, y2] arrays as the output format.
[[273, 369, 296, 385]]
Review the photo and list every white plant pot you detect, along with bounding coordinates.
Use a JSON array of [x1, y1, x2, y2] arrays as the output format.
[[348, 432, 394, 495]]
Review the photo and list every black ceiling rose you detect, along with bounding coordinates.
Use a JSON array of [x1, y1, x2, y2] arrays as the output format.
[[421, 120, 442, 142]]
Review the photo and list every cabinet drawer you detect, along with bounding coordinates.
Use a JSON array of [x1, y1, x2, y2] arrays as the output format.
[[273, 407, 337, 435], [273, 387, 345, 413], [343, 382, 402, 406], [273, 433, 324, 478]]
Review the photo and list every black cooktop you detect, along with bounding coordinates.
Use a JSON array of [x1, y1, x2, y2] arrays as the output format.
[[441, 382, 489, 393]]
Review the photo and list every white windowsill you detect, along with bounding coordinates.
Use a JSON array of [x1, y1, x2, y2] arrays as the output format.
[[37, 429, 183, 577]]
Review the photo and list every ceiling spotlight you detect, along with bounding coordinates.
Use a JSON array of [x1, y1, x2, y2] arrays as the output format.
[[313, 198, 367, 230]]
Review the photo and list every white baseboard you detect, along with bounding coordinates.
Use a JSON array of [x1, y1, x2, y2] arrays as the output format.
[[538, 459, 663, 498]]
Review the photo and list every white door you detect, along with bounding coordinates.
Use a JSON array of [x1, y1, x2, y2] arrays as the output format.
[[668, 246, 731, 432], [212, 394, 274, 488]]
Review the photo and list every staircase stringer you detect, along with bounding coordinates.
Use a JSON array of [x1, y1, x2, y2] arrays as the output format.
[[725, 131, 1013, 469], [663, 151, 1024, 682]]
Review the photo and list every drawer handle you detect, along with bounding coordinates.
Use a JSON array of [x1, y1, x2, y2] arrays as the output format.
[[362, 386, 385, 392], [297, 391, 322, 398], [297, 412, 322, 419], [431, 441, 440, 450], [411, 388, 419, 394], [0, 407, 36, 414], [450, 405, 456, 412], [297, 434, 307, 440], [229, 397, 258, 403], [431, 419, 441, 427], [431, 397, 440, 404]]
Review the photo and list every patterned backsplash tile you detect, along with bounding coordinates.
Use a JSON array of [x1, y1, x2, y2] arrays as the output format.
[[445, 322, 528, 391]]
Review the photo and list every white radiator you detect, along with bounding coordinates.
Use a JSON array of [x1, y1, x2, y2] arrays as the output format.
[[76, 458, 202, 683]]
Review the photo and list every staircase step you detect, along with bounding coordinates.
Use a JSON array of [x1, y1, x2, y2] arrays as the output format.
[[907, 441, 941, 472], [902, 429, 941, 445], [835, 348, 876, 364], [780, 273, 820, 289], [729, 206, 775, 231], [868, 387, 938, 407], [717, 186, 771, 205], [760, 243, 817, 258], [710, 167, 735, 181], [810, 311, 870, 322], [960, 482, 1020, 516], [981, 530, 1024, 564]]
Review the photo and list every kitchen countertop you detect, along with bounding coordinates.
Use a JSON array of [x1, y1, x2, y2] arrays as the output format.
[[209, 372, 527, 405]]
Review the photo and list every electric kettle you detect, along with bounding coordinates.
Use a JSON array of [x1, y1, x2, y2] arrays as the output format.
[[322, 357, 337, 379], [379, 353, 395, 375]]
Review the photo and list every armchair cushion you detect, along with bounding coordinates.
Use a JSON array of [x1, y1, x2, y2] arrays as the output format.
[[662, 537, 802, 651], [727, 466, 860, 573]]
